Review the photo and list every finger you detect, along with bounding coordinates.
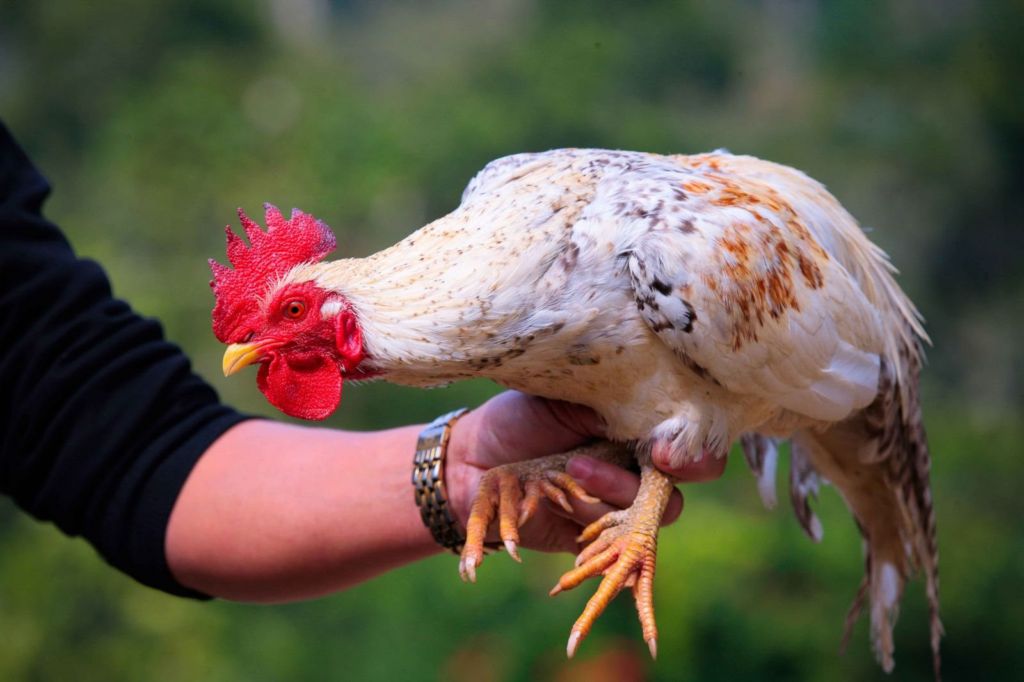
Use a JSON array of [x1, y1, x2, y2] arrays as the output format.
[[566, 455, 641, 509], [652, 447, 729, 482], [662, 489, 684, 526]]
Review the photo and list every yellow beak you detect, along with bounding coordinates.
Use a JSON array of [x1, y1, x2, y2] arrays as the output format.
[[223, 342, 270, 377]]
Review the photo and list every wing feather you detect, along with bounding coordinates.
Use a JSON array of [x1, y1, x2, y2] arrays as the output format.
[[624, 155, 886, 422]]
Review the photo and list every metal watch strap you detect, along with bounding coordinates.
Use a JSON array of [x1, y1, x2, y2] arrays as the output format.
[[413, 407, 470, 554]]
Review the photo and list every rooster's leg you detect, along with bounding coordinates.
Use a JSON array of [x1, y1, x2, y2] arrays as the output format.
[[550, 461, 675, 660], [459, 440, 632, 582]]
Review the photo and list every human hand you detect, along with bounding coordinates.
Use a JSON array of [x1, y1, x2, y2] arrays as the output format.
[[446, 391, 686, 554]]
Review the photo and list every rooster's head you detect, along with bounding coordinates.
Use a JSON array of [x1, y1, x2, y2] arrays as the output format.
[[210, 204, 367, 420]]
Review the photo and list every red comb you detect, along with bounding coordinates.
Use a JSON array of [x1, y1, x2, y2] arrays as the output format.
[[210, 204, 336, 342]]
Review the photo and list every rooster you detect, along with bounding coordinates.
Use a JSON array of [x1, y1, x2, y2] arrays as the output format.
[[211, 149, 941, 675]]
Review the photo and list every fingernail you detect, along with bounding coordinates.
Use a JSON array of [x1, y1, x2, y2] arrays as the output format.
[[567, 455, 595, 480]]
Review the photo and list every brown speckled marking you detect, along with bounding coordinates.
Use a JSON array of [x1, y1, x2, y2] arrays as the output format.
[[715, 222, 801, 350], [676, 348, 719, 385], [686, 166, 836, 350], [559, 241, 581, 274], [679, 300, 696, 333], [569, 345, 601, 366], [682, 180, 714, 194], [798, 251, 824, 289]]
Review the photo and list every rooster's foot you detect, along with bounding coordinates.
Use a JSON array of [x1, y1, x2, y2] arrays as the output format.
[[550, 464, 675, 660], [459, 453, 601, 582]]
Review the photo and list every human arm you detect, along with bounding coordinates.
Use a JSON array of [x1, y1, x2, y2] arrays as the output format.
[[165, 391, 686, 602]]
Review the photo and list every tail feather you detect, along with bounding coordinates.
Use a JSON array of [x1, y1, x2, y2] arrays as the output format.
[[891, 339, 944, 678], [789, 439, 824, 543], [850, 545, 905, 673], [740, 433, 780, 509], [789, 337, 941, 678], [839, 561, 869, 657]]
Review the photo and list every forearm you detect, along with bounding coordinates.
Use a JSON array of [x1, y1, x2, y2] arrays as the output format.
[[166, 419, 438, 602], [163, 393, 690, 603]]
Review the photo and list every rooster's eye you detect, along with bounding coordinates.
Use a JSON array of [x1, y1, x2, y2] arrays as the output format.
[[284, 300, 306, 319]]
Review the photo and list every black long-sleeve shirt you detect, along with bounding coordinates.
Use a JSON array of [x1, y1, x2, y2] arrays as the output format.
[[0, 121, 247, 598]]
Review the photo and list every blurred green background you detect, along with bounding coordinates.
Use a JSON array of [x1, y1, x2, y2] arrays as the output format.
[[1, 1, 1022, 680]]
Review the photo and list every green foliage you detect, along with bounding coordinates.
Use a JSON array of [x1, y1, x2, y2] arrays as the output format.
[[1, 1, 1022, 680]]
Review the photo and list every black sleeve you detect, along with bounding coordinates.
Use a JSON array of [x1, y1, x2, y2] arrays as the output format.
[[0, 121, 250, 598]]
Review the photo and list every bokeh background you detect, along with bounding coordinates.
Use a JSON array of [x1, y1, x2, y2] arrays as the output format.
[[2, 1, 1022, 680]]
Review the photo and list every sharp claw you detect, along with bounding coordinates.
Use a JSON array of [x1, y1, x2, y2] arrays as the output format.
[[549, 583, 563, 597], [458, 558, 466, 582], [504, 539, 521, 562], [567, 630, 582, 659], [465, 556, 477, 583], [648, 637, 658, 660], [554, 494, 573, 514]]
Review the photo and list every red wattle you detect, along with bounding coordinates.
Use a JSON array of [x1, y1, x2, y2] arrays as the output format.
[[256, 353, 342, 421]]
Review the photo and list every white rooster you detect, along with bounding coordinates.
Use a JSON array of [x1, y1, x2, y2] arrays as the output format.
[[212, 149, 941, 675]]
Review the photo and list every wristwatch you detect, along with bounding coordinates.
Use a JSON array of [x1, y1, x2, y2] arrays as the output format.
[[412, 407, 470, 554]]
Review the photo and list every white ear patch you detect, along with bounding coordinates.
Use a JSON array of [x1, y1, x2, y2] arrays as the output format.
[[321, 299, 343, 319]]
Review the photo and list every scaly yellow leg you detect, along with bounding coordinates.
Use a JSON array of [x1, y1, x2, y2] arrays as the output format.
[[550, 463, 675, 660]]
